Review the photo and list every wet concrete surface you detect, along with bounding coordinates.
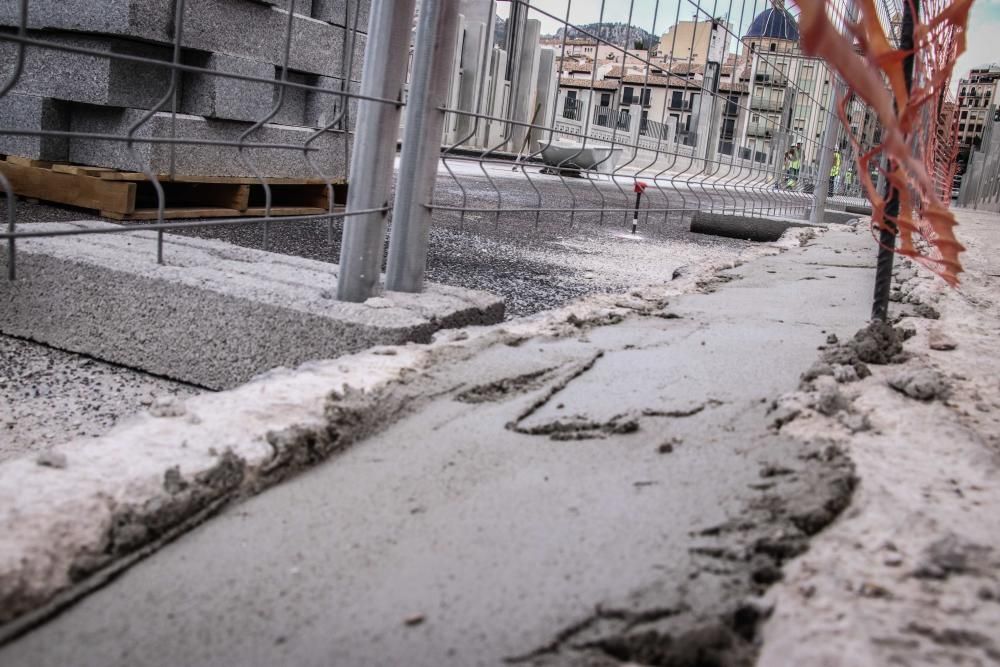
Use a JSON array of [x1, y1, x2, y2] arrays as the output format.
[[0, 224, 877, 667]]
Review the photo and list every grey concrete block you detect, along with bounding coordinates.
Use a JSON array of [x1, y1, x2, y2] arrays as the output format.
[[0, 31, 173, 109], [182, 0, 346, 77], [0, 93, 69, 161], [304, 76, 356, 130], [312, 0, 370, 31], [1, 0, 348, 77], [271, 71, 311, 127], [0, 221, 505, 389], [690, 211, 817, 243], [250, 0, 314, 15], [0, 0, 173, 43], [68, 107, 347, 179], [181, 52, 277, 123]]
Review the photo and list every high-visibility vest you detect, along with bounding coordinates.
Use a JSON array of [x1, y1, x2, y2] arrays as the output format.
[[830, 153, 841, 177]]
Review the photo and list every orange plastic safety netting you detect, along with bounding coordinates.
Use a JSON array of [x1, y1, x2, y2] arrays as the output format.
[[793, 0, 970, 285]]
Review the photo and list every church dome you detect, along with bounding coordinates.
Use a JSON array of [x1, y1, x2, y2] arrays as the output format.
[[744, 6, 799, 41]]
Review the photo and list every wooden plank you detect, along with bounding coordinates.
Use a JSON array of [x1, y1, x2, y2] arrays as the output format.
[[102, 205, 327, 221], [4, 155, 53, 169], [231, 184, 251, 211], [99, 171, 336, 185], [243, 207, 328, 217], [101, 207, 244, 221], [51, 164, 116, 177], [0, 160, 136, 214]]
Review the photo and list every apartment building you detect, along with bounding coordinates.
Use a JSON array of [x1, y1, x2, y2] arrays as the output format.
[[957, 66, 1000, 154]]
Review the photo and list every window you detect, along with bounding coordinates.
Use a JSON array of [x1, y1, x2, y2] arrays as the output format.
[[961, 110, 968, 119], [769, 43, 777, 52], [641, 88, 652, 106], [722, 117, 736, 139], [600, 93, 611, 107], [622, 86, 634, 105], [670, 90, 684, 109], [563, 90, 578, 119]]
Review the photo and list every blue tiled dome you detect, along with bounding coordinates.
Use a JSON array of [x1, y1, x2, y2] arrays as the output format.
[[744, 7, 800, 41]]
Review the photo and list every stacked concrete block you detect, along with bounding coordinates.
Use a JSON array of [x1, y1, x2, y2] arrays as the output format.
[[0, 93, 69, 161], [305, 78, 357, 131], [0, 32, 173, 109], [252, 0, 315, 14], [1, 0, 356, 76], [68, 108, 346, 178], [181, 52, 277, 123], [0, 0, 371, 179], [311, 0, 369, 34]]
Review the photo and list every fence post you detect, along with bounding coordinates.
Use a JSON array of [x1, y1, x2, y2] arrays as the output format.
[[811, 71, 845, 224], [872, 0, 918, 321], [336, 0, 418, 302], [385, 0, 461, 292]]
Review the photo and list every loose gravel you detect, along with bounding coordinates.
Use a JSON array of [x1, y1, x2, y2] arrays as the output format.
[[0, 335, 201, 463]]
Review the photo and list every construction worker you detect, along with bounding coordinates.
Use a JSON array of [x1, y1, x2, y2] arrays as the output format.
[[785, 142, 802, 189], [829, 149, 842, 196]]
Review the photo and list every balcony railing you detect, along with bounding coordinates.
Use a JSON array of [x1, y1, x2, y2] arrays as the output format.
[[640, 117, 669, 141], [754, 73, 788, 87], [745, 122, 774, 138], [562, 98, 584, 121], [750, 96, 783, 112], [593, 106, 630, 130]]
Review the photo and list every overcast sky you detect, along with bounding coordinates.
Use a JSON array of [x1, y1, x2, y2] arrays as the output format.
[[496, 0, 998, 92]]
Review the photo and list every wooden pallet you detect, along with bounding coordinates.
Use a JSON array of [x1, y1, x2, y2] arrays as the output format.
[[0, 155, 348, 220]]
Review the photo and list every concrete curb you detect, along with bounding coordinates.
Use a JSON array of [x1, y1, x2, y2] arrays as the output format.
[[0, 222, 505, 389]]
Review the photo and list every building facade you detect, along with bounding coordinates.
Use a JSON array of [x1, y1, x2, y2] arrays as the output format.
[[956, 66, 1000, 157]]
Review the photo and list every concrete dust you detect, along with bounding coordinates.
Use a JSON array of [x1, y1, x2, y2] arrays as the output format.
[[758, 208, 1000, 667]]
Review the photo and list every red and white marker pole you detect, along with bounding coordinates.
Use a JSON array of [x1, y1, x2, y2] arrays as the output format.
[[632, 180, 648, 235]]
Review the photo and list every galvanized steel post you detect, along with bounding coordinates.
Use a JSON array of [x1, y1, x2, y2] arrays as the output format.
[[337, 0, 418, 302], [385, 0, 461, 293], [811, 74, 846, 224]]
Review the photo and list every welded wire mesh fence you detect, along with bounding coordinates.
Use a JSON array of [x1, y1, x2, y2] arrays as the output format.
[[427, 0, 897, 242], [958, 106, 1000, 211], [0, 0, 901, 301]]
